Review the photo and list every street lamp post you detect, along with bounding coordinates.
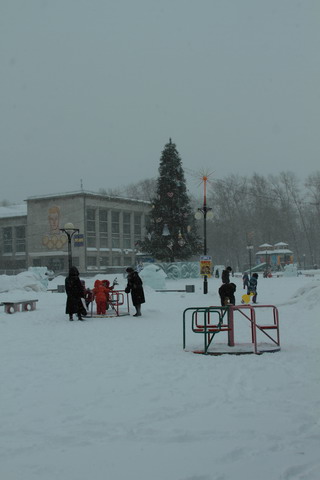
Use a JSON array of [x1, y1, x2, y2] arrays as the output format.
[[195, 175, 213, 294], [59, 222, 79, 271], [246, 245, 254, 275], [265, 249, 268, 277]]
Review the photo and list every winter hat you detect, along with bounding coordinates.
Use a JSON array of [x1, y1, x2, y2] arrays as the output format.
[[69, 266, 79, 276], [126, 267, 134, 273]]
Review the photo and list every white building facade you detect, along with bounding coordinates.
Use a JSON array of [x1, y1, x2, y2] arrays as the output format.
[[0, 191, 150, 274]]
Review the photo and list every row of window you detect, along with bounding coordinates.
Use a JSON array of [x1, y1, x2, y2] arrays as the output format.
[[86, 209, 142, 249], [2, 226, 26, 254], [1, 211, 143, 255]]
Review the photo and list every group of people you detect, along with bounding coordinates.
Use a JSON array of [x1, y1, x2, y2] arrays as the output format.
[[218, 266, 258, 306], [65, 266, 145, 321], [65, 263, 259, 320]]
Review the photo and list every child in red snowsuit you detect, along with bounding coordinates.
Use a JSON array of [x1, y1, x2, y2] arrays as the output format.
[[92, 280, 110, 315], [101, 279, 115, 311]]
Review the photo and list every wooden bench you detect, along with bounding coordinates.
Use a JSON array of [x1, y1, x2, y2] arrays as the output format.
[[0, 299, 39, 314]]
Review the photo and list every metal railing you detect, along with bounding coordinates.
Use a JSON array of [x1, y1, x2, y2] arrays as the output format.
[[183, 304, 280, 355]]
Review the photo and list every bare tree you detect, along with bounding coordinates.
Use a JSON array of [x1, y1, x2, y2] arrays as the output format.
[[99, 178, 156, 201]]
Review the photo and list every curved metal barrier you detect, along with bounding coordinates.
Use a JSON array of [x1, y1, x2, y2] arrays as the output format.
[[183, 304, 280, 355], [88, 290, 130, 317]]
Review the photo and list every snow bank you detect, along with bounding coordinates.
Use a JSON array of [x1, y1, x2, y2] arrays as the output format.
[[1, 272, 320, 480], [0, 267, 49, 293]]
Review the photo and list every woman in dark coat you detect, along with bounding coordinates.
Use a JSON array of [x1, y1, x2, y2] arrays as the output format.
[[125, 267, 145, 316], [65, 266, 86, 321]]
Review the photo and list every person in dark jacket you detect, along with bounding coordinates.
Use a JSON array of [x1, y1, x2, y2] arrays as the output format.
[[65, 266, 86, 321], [218, 282, 237, 306], [242, 272, 249, 289], [221, 266, 232, 284], [247, 273, 258, 303], [125, 267, 145, 317]]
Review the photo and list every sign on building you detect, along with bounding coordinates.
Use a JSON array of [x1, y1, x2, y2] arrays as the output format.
[[74, 234, 84, 247]]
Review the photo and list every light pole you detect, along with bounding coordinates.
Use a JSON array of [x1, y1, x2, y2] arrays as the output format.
[[59, 222, 79, 271], [246, 231, 254, 276], [246, 245, 253, 275], [195, 175, 213, 294], [265, 249, 268, 277]]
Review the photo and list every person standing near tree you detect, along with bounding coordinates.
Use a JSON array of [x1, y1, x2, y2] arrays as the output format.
[[125, 267, 145, 317]]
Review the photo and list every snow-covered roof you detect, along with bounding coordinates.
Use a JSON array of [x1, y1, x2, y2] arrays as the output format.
[[259, 243, 273, 248], [274, 242, 289, 247], [0, 204, 27, 219], [256, 249, 293, 255], [26, 190, 151, 205]]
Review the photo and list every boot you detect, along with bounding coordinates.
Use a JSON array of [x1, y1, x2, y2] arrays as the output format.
[[69, 315, 73, 321], [133, 305, 141, 317]]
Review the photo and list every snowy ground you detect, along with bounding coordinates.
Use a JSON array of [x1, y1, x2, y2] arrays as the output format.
[[1, 273, 320, 480]]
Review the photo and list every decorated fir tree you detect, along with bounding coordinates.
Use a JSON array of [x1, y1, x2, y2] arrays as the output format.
[[140, 139, 201, 262]]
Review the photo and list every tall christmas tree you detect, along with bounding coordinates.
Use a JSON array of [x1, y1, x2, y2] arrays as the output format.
[[141, 139, 201, 262]]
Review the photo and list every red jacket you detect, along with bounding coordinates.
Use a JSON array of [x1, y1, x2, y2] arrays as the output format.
[[93, 280, 109, 302]]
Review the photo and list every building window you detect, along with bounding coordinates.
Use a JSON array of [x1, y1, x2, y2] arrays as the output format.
[[134, 214, 142, 242], [15, 226, 26, 253], [47, 257, 65, 272], [3, 227, 13, 253], [87, 256, 97, 268], [86, 208, 96, 248], [123, 212, 131, 249], [112, 211, 120, 248], [112, 255, 121, 266], [100, 256, 109, 268], [99, 209, 108, 248]]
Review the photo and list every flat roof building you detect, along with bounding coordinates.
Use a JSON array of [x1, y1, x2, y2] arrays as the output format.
[[0, 191, 151, 275]]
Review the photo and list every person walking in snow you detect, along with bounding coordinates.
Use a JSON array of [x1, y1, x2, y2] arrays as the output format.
[[242, 272, 249, 289], [221, 266, 232, 284], [125, 267, 145, 317], [65, 266, 86, 321], [247, 273, 258, 303]]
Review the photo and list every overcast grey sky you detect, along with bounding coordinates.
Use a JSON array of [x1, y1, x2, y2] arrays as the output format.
[[1, 0, 319, 203]]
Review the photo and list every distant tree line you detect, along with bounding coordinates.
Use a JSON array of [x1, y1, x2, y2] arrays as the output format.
[[100, 170, 320, 271], [205, 171, 320, 271]]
